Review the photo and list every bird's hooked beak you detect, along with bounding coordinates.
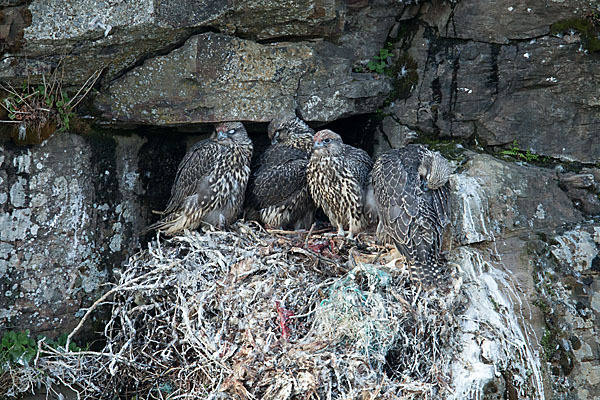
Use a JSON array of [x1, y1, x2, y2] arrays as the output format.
[[313, 140, 324, 148], [217, 130, 228, 141], [271, 131, 280, 145]]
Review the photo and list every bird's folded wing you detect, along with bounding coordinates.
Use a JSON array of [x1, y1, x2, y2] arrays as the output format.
[[378, 152, 420, 245], [164, 140, 219, 214], [247, 159, 308, 209]]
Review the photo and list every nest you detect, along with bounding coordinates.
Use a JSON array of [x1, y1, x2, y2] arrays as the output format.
[[3, 222, 462, 399]]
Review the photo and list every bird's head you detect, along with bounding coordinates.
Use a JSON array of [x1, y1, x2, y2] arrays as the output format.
[[418, 150, 452, 190], [214, 121, 251, 146], [313, 129, 343, 154], [268, 113, 296, 142], [268, 113, 314, 152]]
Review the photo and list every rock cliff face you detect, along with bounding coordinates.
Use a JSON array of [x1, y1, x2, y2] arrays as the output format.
[[0, 133, 142, 336], [1, 0, 395, 124], [450, 153, 599, 399], [381, 0, 600, 164], [1, 0, 599, 399]]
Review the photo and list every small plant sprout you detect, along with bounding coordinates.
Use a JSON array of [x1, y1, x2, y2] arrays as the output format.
[[0, 62, 102, 144], [367, 48, 391, 74], [499, 140, 543, 163], [0, 330, 37, 369]]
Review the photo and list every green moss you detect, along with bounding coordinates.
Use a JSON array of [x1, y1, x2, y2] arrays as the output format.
[[551, 16, 600, 53], [373, 108, 390, 122], [541, 325, 572, 372], [540, 328, 556, 361], [416, 134, 466, 162], [533, 298, 550, 315], [352, 42, 396, 75], [488, 295, 500, 312]]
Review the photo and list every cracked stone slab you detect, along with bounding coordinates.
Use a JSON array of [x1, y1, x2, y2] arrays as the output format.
[[0, 0, 343, 85], [95, 33, 312, 123]]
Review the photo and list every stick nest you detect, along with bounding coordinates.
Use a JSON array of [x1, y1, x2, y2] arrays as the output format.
[[4, 222, 463, 399]]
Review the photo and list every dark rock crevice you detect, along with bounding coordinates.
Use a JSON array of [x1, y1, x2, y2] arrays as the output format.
[[488, 43, 500, 95], [253, 34, 328, 45]]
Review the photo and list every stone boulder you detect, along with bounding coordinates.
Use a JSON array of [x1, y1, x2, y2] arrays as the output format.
[[450, 153, 582, 244]]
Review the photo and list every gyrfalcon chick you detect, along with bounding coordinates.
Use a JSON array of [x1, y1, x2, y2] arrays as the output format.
[[144, 122, 253, 235], [306, 129, 374, 239]]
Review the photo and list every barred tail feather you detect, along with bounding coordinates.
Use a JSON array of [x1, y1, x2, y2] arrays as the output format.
[[141, 213, 197, 236], [363, 183, 379, 226]]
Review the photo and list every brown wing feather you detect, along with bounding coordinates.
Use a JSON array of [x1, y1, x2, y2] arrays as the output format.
[[372, 145, 451, 282], [342, 144, 373, 187], [247, 158, 309, 209], [163, 140, 219, 214]]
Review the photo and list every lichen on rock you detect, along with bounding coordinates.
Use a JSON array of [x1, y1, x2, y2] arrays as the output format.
[[0, 132, 145, 336]]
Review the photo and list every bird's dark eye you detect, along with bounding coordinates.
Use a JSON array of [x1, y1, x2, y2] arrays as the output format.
[[324, 138, 331, 143], [227, 129, 235, 134]]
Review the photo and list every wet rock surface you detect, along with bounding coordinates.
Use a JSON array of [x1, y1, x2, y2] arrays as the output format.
[[388, 0, 600, 164]]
